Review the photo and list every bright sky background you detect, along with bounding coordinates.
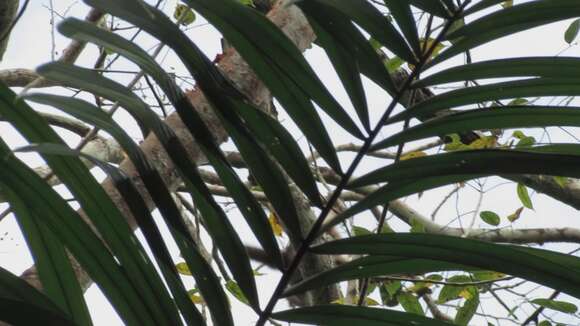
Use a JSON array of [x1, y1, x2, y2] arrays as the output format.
[[1, 0, 580, 325]]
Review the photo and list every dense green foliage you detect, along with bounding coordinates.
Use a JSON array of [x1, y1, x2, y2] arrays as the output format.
[[1, 0, 580, 325]]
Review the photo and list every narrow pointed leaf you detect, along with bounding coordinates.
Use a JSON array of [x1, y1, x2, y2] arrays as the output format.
[[384, 1, 421, 55], [273, 305, 454, 326], [0, 85, 172, 325], [429, 0, 580, 67], [35, 62, 260, 310], [27, 94, 233, 325], [0, 299, 77, 326], [388, 79, 580, 123], [5, 188, 92, 325], [351, 147, 580, 188], [57, 17, 284, 269], [326, 146, 580, 228], [0, 143, 150, 326], [0, 265, 77, 326], [284, 256, 470, 297], [298, 0, 397, 99], [232, 102, 322, 207], [321, 174, 477, 233], [415, 57, 580, 88], [463, 0, 508, 16], [115, 0, 345, 173], [17, 141, 208, 326], [300, 6, 371, 131], [373, 106, 580, 150], [410, 0, 452, 18], [311, 0, 417, 64], [216, 101, 304, 242], [78, 0, 307, 249], [312, 234, 580, 299], [183, 0, 364, 141]]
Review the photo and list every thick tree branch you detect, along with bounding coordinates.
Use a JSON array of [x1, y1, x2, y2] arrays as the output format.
[[17, 1, 342, 306], [0, 8, 103, 87]]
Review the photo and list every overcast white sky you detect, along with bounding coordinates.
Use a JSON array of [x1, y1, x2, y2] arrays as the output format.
[[2, 1, 580, 325]]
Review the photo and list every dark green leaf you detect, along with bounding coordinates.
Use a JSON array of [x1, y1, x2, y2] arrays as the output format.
[[429, 0, 580, 67], [388, 79, 580, 124], [410, 0, 452, 18], [373, 106, 580, 151], [300, 4, 370, 130], [0, 143, 149, 325], [565, 18, 580, 44], [383, 1, 421, 55], [24, 142, 208, 325], [397, 292, 424, 316], [463, 0, 508, 16], [76, 1, 307, 261], [36, 60, 260, 311], [273, 305, 454, 326], [323, 174, 483, 232], [479, 211, 500, 226], [531, 298, 578, 314], [4, 188, 92, 325], [284, 256, 470, 297], [298, 1, 396, 97], [455, 291, 479, 326], [232, 102, 322, 207], [184, 0, 363, 165], [415, 57, 580, 88], [517, 183, 534, 210], [56, 17, 285, 271], [350, 146, 580, 188], [0, 84, 172, 325], [309, 0, 417, 64], [311, 234, 580, 299]]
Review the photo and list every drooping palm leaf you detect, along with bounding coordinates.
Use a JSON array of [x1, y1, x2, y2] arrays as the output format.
[[2, 187, 92, 325], [310, 234, 580, 299], [36, 62, 261, 311], [429, 0, 580, 68], [373, 106, 580, 150], [0, 84, 177, 325], [273, 305, 454, 326], [57, 17, 286, 267], [0, 264, 76, 325]]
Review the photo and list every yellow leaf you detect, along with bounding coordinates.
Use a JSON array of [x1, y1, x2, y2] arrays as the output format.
[[467, 136, 497, 149], [502, 0, 513, 8], [176, 262, 192, 276], [459, 288, 474, 300], [173, 4, 196, 26], [268, 211, 283, 237], [331, 297, 345, 304], [225, 280, 250, 305], [507, 207, 524, 223], [400, 151, 427, 161], [365, 297, 380, 306], [189, 294, 204, 304]]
